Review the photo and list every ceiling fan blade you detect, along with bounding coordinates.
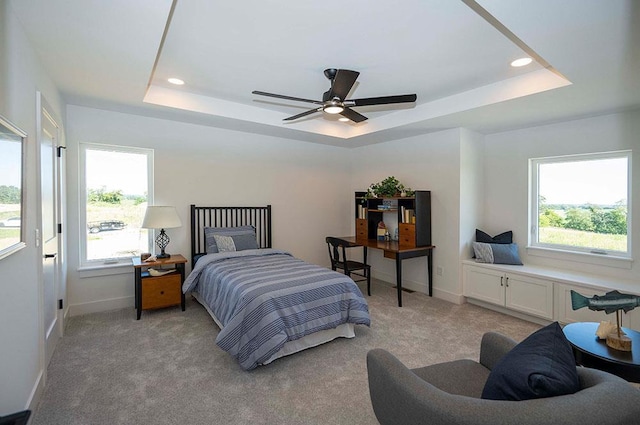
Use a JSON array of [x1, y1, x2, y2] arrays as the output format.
[[328, 69, 360, 100], [283, 107, 323, 121], [339, 108, 368, 123], [252, 91, 323, 105], [350, 94, 417, 107]]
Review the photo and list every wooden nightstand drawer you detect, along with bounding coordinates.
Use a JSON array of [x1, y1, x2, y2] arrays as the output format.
[[141, 273, 182, 310]]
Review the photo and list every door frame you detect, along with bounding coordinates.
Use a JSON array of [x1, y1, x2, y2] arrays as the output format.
[[37, 92, 65, 367]]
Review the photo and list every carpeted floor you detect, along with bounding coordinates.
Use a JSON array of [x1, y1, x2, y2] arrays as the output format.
[[32, 279, 540, 425]]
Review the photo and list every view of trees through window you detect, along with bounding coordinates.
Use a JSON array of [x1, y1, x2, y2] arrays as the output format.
[[535, 153, 629, 254], [84, 146, 151, 262], [0, 131, 23, 254], [0, 184, 21, 248]]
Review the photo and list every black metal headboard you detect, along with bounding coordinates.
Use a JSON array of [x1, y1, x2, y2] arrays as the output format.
[[190, 204, 272, 265]]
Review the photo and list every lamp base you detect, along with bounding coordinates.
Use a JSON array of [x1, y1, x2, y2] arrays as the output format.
[[155, 229, 171, 259]]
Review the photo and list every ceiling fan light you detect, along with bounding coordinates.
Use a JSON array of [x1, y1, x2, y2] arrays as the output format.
[[324, 105, 344, 114], [338, 117, 350, 122]]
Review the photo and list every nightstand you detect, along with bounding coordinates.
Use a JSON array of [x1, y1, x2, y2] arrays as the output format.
[[132, 254, 187, 320]]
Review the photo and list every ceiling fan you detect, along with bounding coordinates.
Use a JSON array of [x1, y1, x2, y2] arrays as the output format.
[[252, 68, 417, 123]]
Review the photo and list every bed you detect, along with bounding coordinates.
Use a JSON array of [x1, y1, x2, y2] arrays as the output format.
[[183, 205, 371, 370]]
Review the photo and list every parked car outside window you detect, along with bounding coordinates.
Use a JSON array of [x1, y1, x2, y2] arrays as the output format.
[[87, 220, 126, 233], [0, 217, 21, 227]]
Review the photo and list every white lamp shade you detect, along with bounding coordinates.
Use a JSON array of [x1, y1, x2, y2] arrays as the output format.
[[142, 206, 182, 229]]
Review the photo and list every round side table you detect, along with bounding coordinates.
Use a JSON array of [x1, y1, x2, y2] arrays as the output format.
[[563, 322, 640, 383]]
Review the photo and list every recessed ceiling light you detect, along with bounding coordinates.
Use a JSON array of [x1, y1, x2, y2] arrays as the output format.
[[338, 117, 350, 122], [168, 77, 185, 85], [511, 57, 533, 67]]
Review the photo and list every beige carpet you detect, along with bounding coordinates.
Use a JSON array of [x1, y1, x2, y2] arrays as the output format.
[[32, 279, 540, 425]]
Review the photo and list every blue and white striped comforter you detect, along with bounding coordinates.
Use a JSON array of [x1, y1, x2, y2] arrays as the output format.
[[182, 249, 370, 370]]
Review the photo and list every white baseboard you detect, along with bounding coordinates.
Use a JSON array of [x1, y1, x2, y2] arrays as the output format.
[[433, 288, 465, 305], [26, 368, 44, 418], [69, 296, 134, 316], [372, 270, 464, 305]]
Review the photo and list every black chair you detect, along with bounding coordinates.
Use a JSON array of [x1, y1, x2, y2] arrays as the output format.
[[326, 237, 371, 296]]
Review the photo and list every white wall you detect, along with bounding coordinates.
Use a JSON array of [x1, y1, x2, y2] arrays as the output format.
[[459, 128, 484, 266], [65, 105, 352, 315], [0, 1, 65, 415], [350, 128, 465, 302], [483, 109, 640, 283]]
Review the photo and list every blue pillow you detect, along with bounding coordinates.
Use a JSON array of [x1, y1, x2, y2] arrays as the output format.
[[473, 242, 523, 265], [481, 322, 580, 401], [204, 226, 256, 253], [229, 233, 259, 251], [212, 233, 259, 253], [473, 229, 513, 258]]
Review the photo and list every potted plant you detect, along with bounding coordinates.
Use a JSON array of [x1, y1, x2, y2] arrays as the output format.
[[369, 176, 402, 197]]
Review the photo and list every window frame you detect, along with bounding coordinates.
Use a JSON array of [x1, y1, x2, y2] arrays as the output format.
[[529, 150, 632, 261], [79, 142, 154, 268]]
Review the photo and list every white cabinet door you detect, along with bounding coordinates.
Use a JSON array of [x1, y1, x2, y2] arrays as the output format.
[[463, 266, 505, 306], [506, 273, 553, 320]]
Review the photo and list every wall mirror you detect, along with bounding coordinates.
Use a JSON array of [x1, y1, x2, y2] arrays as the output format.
[[0, 114, 27, 260]]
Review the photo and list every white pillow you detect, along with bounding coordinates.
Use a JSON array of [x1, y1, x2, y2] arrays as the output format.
[[213, 234, 237, 253]]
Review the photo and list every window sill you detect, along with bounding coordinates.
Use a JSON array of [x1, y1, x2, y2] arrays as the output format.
[[77, 261, 132, 278], [526, 246, 632, 270]]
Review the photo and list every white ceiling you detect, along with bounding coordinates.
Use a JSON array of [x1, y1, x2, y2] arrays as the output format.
[[10, 0, 640, 147]]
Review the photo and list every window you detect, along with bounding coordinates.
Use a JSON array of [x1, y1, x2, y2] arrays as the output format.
[[80, 143, 153, 267], [529, 151, 631, 258]]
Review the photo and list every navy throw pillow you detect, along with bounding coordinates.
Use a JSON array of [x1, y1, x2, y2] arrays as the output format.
[[476, 229, 513, 244], [481, 322, 580, 401]]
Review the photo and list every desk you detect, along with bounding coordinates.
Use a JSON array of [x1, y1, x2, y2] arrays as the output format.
[[563, 322, 640, 383], [341, 236, 434, 307]]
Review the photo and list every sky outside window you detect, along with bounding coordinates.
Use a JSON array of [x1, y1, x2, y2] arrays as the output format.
[[539, 158, 627, 206]]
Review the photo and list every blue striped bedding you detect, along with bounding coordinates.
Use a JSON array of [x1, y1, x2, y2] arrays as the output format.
[[182, 248, 370, 370]]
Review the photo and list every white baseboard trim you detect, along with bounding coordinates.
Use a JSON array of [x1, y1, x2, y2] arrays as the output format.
[[69, 296, 134, 316], [26, 368, 44, 416], [372, 271, 464, 304], [372, 270, 429, 292], [433, 289, 464, 305]]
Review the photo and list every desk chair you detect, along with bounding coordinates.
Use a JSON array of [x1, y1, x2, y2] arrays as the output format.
[[326, 237, 371, 296]]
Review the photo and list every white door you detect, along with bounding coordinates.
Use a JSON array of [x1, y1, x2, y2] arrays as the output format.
[[40, 99, 61, 366]]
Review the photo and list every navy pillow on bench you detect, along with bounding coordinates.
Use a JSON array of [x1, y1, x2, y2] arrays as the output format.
[[476, 229, 513, 244], [481, 322, 580, 401]]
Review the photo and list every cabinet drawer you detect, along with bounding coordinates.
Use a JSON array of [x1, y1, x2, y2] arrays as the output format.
[[398, 223, 415, 248], [356, 219, 368, 240], [142, 273, 181, 310]]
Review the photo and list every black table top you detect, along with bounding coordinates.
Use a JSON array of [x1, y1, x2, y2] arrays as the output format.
[[563, 322, 640, 367]]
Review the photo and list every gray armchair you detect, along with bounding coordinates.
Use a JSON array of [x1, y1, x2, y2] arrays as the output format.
[[367, 332, 640, 425]]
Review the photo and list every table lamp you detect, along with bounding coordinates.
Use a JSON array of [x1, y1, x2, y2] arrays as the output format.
[[142, 206, 182, 259]]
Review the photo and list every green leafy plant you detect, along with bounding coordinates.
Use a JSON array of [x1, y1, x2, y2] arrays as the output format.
[[368, 176, 410, 197]]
